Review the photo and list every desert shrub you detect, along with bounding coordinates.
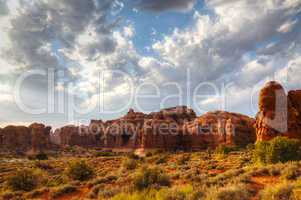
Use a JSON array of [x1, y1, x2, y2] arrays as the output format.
[[177, 154, 190, 165], [260, 182, 294, 200], [111, 190, 156, 200], [209, 169, 245, 185], [128, 153, 140, 160], [153, 149, 165, 155], [89, 175, 118, 187], [281, 163, 300, 180], [246, 143, 255, 151], [46, 174, 69, 187], [206, 184, 252, 200], [249, 167, 270, 176], [87, 184, 103, 199], [156, 188, 187, 200], [51, 184, 77, 198], [1, 191, 24, 200], [215, 145, 237, 155], [145, 152, 153, 157], [34, 161, 53, 170], [66, 160, 94, 181], [7, 169, 38, 191], [95, 151, 116, 157], [35, 152, 48, 160], [123, 158, 138, 170], [26, 187, 49, 199], [268, 164, 283, 176], [99, 188, 121, 199], [254, 137, 301, 164], [155, 155, 168, 164], [133, 167, 170, 191]]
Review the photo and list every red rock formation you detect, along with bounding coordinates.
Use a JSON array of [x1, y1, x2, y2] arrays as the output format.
[[0, 123, 52, 153], [0, 128, 3, 148], [0, 126, 31, 152], [55, 125, 100, 147], [255, 81, 301, 141], [53, 106, 256, 150], [183, 111, 256, 149], [54, 106, 197, 149], [29, 123, 52, 152], [288, 90, 301, 119]]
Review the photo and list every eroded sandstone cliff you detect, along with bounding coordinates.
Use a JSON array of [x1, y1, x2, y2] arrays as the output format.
[[255, 81, 301, 141], [0, 123, 52, 153], [53, 107, 256, 150]]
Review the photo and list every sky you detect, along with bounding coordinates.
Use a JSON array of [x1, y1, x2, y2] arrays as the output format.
[[0, 0, 301, 128]]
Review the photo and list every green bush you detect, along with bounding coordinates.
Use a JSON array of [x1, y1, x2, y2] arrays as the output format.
[[66, 160, 94, 181], [35, 153, 48, 160], [133, 167, 170, 191], [7, 169, 38, 191], [254, 137, 301, 164], [215, 145, 237, 155]]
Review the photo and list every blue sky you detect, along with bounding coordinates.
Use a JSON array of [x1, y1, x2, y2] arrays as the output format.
[[119, 0, 208, 56], [0, 0, 300, 128]]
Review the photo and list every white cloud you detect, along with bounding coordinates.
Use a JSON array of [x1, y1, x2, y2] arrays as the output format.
[[278, 19, 298, 33]]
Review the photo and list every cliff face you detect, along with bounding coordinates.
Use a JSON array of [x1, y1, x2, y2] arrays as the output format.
[[255, 82, 301, 141], [54, 125, 101, 148], [182, 111, 256, 149], [55, 106, 196, 150], [0, 123, 52, 153], [54, 107, 256, 150]]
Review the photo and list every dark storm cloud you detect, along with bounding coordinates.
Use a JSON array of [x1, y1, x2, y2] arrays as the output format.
[[138, 0, 197, 12]]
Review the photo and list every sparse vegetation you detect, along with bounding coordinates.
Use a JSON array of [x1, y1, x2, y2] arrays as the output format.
[[133, 167, 171, 190], [66, 160, 94, 181], [254, 137, 301, 164], [35, 152, 48, 160], [51, 184, 78, 198], [260, 182, 294, 200], [215, 145, 238, 155], [2, 148, 301, 199], [6, 169, 38, 191], [206, 184, 252, 200], [122, 158, 138, 170]]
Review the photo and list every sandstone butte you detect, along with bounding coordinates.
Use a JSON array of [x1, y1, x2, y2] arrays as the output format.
[[255, 81, 301, 141], [0, 81, 300, 153]]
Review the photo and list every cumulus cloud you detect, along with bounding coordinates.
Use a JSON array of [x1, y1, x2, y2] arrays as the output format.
[[2, 0, 120, 71], [137, 0, 197, 12], [1, 0, 301, 127]]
